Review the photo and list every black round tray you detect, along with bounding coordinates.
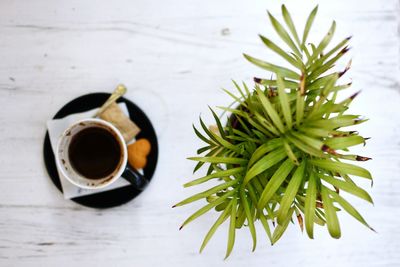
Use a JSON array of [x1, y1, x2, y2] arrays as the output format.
[[43, 92, 158, 208]]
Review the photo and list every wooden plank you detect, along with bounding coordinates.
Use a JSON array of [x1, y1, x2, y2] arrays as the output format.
[[0, 0, 398, 265]]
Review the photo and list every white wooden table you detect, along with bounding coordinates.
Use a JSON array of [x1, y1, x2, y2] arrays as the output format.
[[0, 0, 399, 266]]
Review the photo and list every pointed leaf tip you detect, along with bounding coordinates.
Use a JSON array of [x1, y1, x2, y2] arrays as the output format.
[[254, 77, 262, 83], [356, 156, 372, 161], [350, 90, 361, 100], [297, 214, 304, 232]]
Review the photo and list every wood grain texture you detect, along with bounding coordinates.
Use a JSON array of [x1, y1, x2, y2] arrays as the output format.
[[0, 0, 399, 266]]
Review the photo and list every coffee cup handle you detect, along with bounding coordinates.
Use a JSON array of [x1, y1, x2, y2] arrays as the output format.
[[122, 165, 149, 191]]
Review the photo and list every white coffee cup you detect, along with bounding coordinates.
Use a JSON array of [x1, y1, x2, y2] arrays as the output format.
[[55, 118, 147, 190]]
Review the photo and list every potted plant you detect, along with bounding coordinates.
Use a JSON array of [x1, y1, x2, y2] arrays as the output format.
[[174, 5, 374, 258]]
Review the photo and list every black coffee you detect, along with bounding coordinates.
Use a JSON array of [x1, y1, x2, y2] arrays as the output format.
[[68, 127, 122, 179]]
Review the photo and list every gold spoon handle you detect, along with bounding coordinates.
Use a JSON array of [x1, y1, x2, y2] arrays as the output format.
[[95, 84, 127, 117]]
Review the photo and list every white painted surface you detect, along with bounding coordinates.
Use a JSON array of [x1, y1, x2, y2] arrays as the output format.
[[0, 0, 399, 266]]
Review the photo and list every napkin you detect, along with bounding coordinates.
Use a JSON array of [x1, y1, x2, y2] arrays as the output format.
[[47, 103, 132, 199]]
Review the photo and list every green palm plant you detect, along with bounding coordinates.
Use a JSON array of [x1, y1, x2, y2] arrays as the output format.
[[174, 5, 374, 258]]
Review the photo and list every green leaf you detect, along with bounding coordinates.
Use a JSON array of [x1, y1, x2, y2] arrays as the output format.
[[243, 53, 300, 80], [240, 187, 257, 251], [188, 156, 247, 165], [259, 35, 302, 69], [242, 81, 251, 95], [308, 48, 347, 80], [315, 101, 344, 118], [253, 131, 270, 144], [286, 133, 327, 158], [304, 172, 317, 238], [246, 182, 259, 205], [303, 45, 311, 60], [217, 106, 248, 118], [310, 158, 372, 179], [290, 50, 302, 60], [239, 117, 256, 136], [333, 83, 352, 92], [247, 117, 276, 138], [329, 190, 374, 231], [184, 167, 245, 187], [268, 11, 302, 57], [297, 194, 326, 227], [265, 202, 276, 221], [315, 208, 327, 225], [298, 127, 331, 138], [193, 124, 215, 146], [277, 161, 306, 225], [197, 145, 212, 154], [290, 131, 324, 151], [307, 21, 336, 65], [317, 36, 351, 65], [283, 139, 299, 165], [233, 129, 257, 142], [232, 80, 248, 102], [254, 112, 280, 136], [235, 204, 246, 229], [257, 78, 299, 90], [325, 135, 366, 150], [307, 115, 361, 129], [259, 211, 273, 243], [244, 147, 287, 185], [222, 88, 247, 108], [281, 5, 301, 46], [215, 200, 230, 211], [319, 174, 373, 203], [302, 5, 318, 46], [175, 180, 237, 207], [180, 189, 237, 230], [308, 74, 338, 117], [277, 75, 293, 129], [258, 158, 296, 209], [209, 131, 242, 155], [320, 73, 339, 98], [225, 196, 237, 259], [308, 73, 338, 91], [200, 201, 232, 252], [241, 81, 255, 112], [272, 207, 294, 244], [310, 43, 317, 54], [250, 176, 266, 197], [193, 147, 223, 173], [209, 107, 226, 138], [342, 173, 357, 186], [248, 138, 283, 167], [321, 186, 341, 238], [199, 117, 219, 144], [225, 135, 249, 143], [255, 86, 285, 133]]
